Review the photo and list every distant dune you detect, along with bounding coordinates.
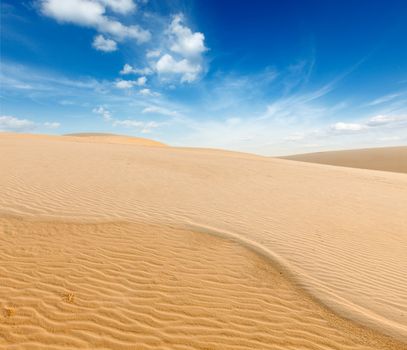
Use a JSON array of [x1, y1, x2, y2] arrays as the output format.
[[281, 146, 407, 174], [1, 133, 406, 349], [0, 132, 167, 147], [63, 132, 167, 147]]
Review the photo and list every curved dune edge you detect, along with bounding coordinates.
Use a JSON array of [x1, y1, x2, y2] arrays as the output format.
[[185, 221, 407, 343], [1, 216, 405, 350]]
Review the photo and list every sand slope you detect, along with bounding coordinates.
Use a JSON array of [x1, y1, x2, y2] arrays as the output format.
[[1, 133, 407, 348], [281, 146, 407, 173]]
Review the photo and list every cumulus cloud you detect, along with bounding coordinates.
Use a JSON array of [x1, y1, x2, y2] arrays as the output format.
[[115, 80, 134, 89], [120, 64, 134, 74], [168, 14, 207, 58], [115, 76, 147, 89], [155, 54, 201, 82], [119, 63, 152, 75], [40, 0, 150, 49], [152, 15, 207, 83], [92, 34, 117, 52]]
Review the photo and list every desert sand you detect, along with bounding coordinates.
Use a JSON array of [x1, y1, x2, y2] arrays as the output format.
[[1, 133, 406, 349], [281, 146, 407, 173]]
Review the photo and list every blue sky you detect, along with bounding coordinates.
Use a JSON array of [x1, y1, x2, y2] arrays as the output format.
[[1, 0, 407, 155]]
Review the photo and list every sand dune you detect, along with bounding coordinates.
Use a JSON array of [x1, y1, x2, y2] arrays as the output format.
[[1, 133, 407, 348], [63, 132, 167, 147], [281, 146, 407, 173], [0, 132, 167, 147]]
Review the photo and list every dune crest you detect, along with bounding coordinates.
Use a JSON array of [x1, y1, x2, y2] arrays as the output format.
[[0, 132, 167, 147]]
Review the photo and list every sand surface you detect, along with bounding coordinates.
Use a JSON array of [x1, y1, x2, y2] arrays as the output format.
[[281, 146, 407, 173], [1, 133, 407, 348]]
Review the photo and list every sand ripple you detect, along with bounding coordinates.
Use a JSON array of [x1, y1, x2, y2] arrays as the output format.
[[1, 217, 404, 349]]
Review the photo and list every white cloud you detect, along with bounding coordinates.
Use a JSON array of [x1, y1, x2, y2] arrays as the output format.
[[367, 93, 404, 106], [92, 34, 117, 52], [115, 76, 147, 89], [142, 105, 179, 117], [329, 115, 407, 134], [168, 14, 207, 58], [93, 106, 112, 121], [140, 121, 161, 133], [151, 14, 207, 83], [97, 0, 136, 14], [44, 121, 61, 129], [136, 76, 147, 86], [41, 0, 104, 26], [146, 49, 161, 58], [115, 80, 134, 89], [120, 63, 152, 75], [0, 115, 60, 132], [113, 119, 143, 127], [139, 88, 160, 96], [113, 119, 162, 133], [155, 54, 201, 82], [367, 115, 401, 126], [40, 0, 150, 45], [120, 63, 134, 75], [330, 122, 366, 132], [92, 105, 163, 134], [0, 115, 36, 132]]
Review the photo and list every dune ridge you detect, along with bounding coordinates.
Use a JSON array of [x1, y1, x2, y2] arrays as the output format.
[[0, 132, 167, 147], [1, 133, 407, 347], [281, 146, 407, 173]]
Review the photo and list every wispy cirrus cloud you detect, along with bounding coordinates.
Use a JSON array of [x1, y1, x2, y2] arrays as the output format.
[[367, 92, 405, 106], [142, 105, 180, 117], [92, 105, 165, 134]]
